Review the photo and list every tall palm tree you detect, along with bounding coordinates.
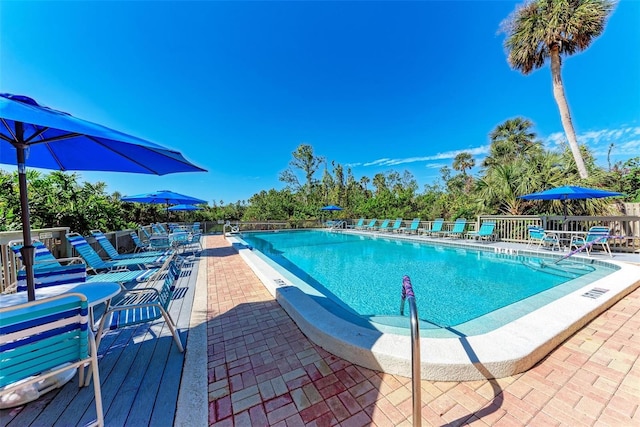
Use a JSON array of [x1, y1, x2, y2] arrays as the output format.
[[453, 152, 475, 176], [501, 0, 615, 179]]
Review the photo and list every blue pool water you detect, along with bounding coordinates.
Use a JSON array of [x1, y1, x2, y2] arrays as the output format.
[[239, 230, 617, 332]]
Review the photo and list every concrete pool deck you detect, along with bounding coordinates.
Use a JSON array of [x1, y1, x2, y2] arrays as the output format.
[[206, 234, 640, 425]]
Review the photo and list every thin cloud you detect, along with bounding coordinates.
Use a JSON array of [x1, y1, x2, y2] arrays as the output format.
[[358, 145, 490, 168], [544, 126, 640, 157]]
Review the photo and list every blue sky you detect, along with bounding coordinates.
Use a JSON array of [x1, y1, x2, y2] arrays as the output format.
[[1, 1, 639, 206]]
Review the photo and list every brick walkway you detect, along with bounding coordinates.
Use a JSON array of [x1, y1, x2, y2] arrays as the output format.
[[205, 235, 640, 426]]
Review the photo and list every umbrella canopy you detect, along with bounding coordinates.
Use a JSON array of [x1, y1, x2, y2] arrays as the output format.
[[121, 190, 206, 205], [320, 205, 343, 211], [0, 93, 206, 301], [519, 186, 623, 201], [519, 185, 623, 216], [168, 204, 203, 211], [122, 190, 206, 220]]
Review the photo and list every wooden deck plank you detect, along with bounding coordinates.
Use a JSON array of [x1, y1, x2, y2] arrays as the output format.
[[105, 333, 164, 425], [0, 254, 200, 427]]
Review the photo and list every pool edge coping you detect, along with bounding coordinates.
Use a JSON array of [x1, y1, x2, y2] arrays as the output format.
[[227, 232, 640, 381]]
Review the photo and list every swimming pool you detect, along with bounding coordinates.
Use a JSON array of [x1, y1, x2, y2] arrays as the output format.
[[240, 230, 616, 335], [229, 229, 640, 380]]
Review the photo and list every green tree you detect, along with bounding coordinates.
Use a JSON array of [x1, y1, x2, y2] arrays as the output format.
[[278, 144, 325, 203], [501, 0, 615, 179], [453, 152, 475, 176], [483, 118, 540, 168]]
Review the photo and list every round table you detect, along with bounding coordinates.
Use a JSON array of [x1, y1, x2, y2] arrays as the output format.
[[0, 282, 121, 308]]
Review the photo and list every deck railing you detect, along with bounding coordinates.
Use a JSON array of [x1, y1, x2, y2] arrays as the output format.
[[0, 227, 70, 293], [333, 215, 639, 252]]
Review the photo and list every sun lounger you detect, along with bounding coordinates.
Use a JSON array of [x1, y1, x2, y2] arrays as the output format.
[[444, 218, 467, 238], [9, 240, 162, 290], [91, 230, 170, 259], [399, 218, 420, 234], [363, 219, 378, 230], [418, 218, 444, 236], [387, 218, 403, 233], [373, 219, 390, 231], [66, 232, 168, 274], [466, 221, 497, 242]]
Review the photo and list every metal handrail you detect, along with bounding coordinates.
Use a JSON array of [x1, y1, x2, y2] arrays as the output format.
[[400, 275, 421, 427]]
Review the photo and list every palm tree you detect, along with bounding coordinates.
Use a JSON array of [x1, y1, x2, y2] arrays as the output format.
[[501, 0, 615, 179], [483, 118, 540, 168], [453, 152, 475, 176]]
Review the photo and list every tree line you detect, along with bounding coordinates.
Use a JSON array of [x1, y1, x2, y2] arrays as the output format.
[[2, 1, 635, 234], [1, 117, 638, 236]]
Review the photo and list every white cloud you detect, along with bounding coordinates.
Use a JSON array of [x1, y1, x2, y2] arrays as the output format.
[[357, 145, 490, 168], [425, 162, 449, 169], [544, 126, 640, 157]]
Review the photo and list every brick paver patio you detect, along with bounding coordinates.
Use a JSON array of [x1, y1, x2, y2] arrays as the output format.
[[205, 235, 640, 426]]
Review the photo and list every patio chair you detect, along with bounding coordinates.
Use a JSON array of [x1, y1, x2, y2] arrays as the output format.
[[353, 218, 366, 229], [152, 223, 169, 235], [399, 218, 421, 234], [443, 218, 467, 238], [91, 230, 170, 260], [0, 293, 104, 425], [373, 219, 390, 232], [466, 221, 497, 242], [418, 218, 444, 236], [10, 241, 162, 291], [140, 227, 154, 241], [192, 222, 201, 233], [527, 226, 560, 251], [388, 218, 403, 233], [94, 254, 184, 357], [66, 232, 168, 274], [130, 231, 150, 252], [364, 219, 378, 230], [186, 232, 203, 252], [570, 226, 612, 257]]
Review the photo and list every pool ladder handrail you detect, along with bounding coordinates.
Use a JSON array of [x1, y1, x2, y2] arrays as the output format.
[[400, 275, 421, 427], [327, 220, 346, 231]]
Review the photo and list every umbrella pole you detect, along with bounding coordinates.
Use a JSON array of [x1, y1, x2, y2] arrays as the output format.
[[16, 134, 36, 301]]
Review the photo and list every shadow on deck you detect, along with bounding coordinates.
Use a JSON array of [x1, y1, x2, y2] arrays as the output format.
[[0, 255, 200, 427]]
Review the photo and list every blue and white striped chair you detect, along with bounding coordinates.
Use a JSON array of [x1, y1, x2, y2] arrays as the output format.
[[0, 293, 104, 425], [66, 232, 168, 273], [94, 255, 184, 353], [90, 230, 171, 260], [10, 240, 160, 290]]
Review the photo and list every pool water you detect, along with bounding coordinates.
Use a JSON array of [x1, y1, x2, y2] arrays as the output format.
[[240, 230, 617, 332]]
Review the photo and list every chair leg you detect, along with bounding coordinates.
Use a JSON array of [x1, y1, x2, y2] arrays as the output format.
[[85, 314, 109, 387], [88, 333, 104, 427], [160, 307, 184, 352]]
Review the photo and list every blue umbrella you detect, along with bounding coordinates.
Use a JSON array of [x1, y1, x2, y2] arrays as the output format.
[[168, 204, 203, 211], [0, 93, 206, 301], [122, 190, 206, 206], [520, 185, 623, 216], [320, 205, 343, 211], [122, 190, 206, 220]]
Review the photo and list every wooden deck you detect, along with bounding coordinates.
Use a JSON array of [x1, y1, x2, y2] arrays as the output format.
[[0, 254, 201, 427]]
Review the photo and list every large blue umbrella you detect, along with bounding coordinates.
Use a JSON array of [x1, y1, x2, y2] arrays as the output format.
[[0, 93, 206, 301], [122, 190, 206, 220], [320, 205, 343, 211], [122, 190, 206, 206], [519, 185, 623, 216], [168, 204, 203, 211]]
